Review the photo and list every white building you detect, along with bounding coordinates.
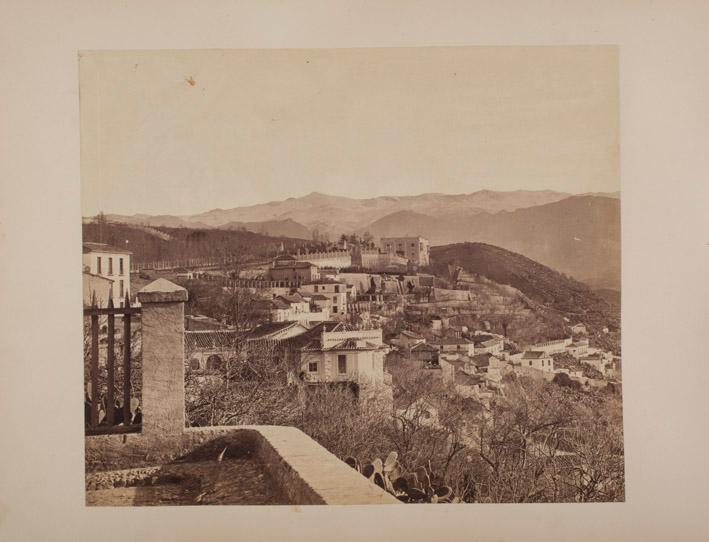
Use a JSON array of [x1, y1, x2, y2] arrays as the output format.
[[519, 351, 555, 373], [566, 338, 590, 358], [82, 242, 132, 306], [472, 335, 504, 355], [299, 280, 349, 317], [530, 337, 572, 355], [82, 272, 113, 308], [578, 353, 609, 376], [570, 323, 588, 335], [380, 236, 430, 266], [255, 293, 331, 325], [391, 330, 426, 350], [287, 322, 390, 400], [431, 337, 475, 356]]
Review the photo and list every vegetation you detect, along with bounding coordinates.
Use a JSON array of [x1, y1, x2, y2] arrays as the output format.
[[429, 242, 620, 351], [431, 243, 615, 323], [83, 220, 310, 265]]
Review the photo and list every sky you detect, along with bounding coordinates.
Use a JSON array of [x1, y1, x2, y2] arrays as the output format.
[[80, 46, 619, 216]]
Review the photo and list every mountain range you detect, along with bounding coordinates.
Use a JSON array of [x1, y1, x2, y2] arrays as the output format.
[[102, 189, 620, 289]]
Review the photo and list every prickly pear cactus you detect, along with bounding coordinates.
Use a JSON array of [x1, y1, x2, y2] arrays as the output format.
[[348, 452, 456, 503]]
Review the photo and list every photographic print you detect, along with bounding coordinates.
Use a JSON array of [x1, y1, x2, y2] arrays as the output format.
[[80, 46, 622, 506]]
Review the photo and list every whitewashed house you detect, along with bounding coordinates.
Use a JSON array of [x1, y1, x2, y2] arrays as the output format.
[[82, 242, 132, 306], [287, 322, 391, 401]]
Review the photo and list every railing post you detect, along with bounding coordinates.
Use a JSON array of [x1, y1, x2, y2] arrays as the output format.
[[106, 296, 115, 425], [90, 306, 99, 428], [137, 279, 188, 439], [123, 292, 132, 424]]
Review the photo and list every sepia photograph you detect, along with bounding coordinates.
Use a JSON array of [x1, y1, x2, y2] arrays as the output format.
[[78, 46, 622, 506]]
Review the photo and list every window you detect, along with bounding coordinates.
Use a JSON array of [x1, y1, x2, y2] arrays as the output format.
[[333, 306, 338, 313], [334, 285, 340, 293], [108, 257, 113, 275], [529, 360, 533, 366], [119, 280, 124, 300], [308, 362, 318, 373], [314, 285, 318, 292], [333, 295, 338, 303], [338, 355, 347, 374], [96, 256, 102, 274], [119, 258, 124, 275]]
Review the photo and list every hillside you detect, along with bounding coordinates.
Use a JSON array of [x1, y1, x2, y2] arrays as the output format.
[[366, 195, 620, 289], [82, 222, 309, 265], [104, 189, 579, 234], [429, 242, 618, 330], [222, 218, 312, 240]]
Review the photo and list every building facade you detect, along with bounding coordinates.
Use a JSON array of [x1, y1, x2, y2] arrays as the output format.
[[300, 281, 349, 317], [267, 255, 320, 283], [380, 236, 430, 266], [286, 323, 391, 402], [82, 271, 113, 307], [82, 242, 132, 306], [519, 350, 555, 372]]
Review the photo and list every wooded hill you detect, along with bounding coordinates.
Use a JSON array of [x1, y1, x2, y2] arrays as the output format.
[[82, 221, 310, 265], [429, 242, 619, 330]]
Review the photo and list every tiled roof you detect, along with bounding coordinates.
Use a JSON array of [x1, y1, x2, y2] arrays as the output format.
[[455, 371, 483, 387], [247, 321, 306, 340], [471, 353, 493, 367], [410, 342, 438, 352], [433, 338, 473, 346], [400, 330, 424, 340], [278, 293, 307, 304], [287, 321, 341, 350], [302, 278, 345, 285], [185, 330, 240, 352], [325, 339, 382, 351], [273, 261, 315, 269], [82, 270, 113, 282], [288, 321, 378, 352], [82, 242, 132, 255], [253, 299, 290, 311], [522, 350, 548, 360]]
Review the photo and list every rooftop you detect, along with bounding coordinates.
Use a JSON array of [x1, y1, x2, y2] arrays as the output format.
[[410, 342, 438, 352], [522, 350, 549, 360], [83, 241, 132, 255], [185, 330, 240, 352], [302, 278, 346, 285], [82, 270, 114, 282], [278, 293, 307, 304], [432, 337, 474, 346], [471, 353, 494, 367], [273, 261, 316, 269], [247, 321, 308, 340]]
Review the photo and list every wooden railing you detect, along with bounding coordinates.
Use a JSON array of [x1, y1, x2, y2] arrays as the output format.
[[84, 294, 142, 436]]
